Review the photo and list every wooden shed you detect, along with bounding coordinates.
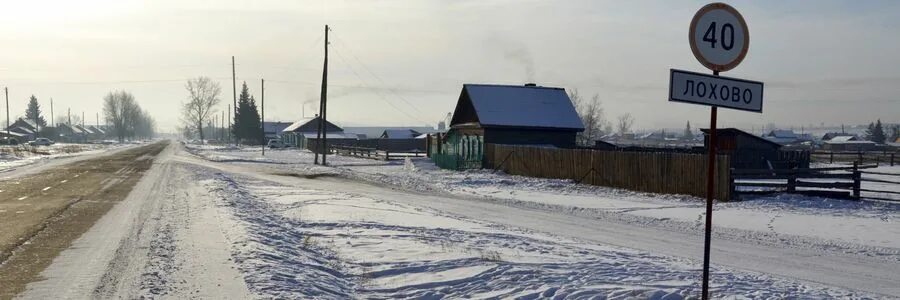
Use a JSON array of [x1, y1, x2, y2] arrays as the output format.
[[701, 128, 806, 169]]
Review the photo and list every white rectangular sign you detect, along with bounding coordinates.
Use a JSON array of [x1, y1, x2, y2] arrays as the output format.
[[669, 69, 763, 113]]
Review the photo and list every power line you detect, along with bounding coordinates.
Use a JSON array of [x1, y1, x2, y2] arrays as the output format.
[[330, 46, 430, 126], [330, 33, 430, 117]]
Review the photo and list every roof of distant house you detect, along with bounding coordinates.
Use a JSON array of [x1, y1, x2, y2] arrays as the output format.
[[766, 130, 797, 138], [381, 129, 420, 139], [450, 84, 584, 131], [828, 136, 859, 142], [282, 117, 342, 133], [263, 121, 294, 133]]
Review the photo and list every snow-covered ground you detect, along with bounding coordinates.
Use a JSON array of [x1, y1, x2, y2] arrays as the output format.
[[187, 145, 900, 251], [0, 143, 131, 173], [20, 143, 897, 299]]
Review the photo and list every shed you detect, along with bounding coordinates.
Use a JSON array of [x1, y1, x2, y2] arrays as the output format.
[[702, 128, 801, 169]]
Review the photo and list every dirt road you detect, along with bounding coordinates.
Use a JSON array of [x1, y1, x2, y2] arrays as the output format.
[[0, 141, 167, 299]]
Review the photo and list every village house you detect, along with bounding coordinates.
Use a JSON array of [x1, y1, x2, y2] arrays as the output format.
[[262, 121, 293, 142], [380, 129, 421, 139], [431, 83, 584, 169], [822, 136, 877, 152], [280, 116, 348, 149]]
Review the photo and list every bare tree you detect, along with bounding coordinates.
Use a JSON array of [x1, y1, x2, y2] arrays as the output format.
[[182, 77, 221, 142], [617, 113, 635, 134], [569, 89, 609, 146], [103, 91, 140, 142]]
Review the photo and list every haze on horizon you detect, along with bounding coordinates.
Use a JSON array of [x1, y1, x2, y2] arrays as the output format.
[[1, 0, 898, 133]]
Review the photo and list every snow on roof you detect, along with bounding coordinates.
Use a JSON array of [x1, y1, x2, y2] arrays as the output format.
[[300, 132, 358, 139], [263, 121, 293, 133], [281, 118, 316, 132], [10, 126, 35, 134], [460, 84, 584, 130], [824, 139, 875, 145], [381, 129, 420, 139], [828, 136, 858, 142]]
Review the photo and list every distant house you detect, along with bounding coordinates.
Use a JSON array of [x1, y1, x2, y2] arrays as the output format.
[[262, 121, 293, 142], [432, 83, 584, 169], [821, 132, 856, 141], [57, 123, 86, 142], [280, 116, 345, 148], [8, 126, 36, 141], [344, 126, 438, 139], [701, 128, 805, 169], [380, 129, 420, 139], [822, 136, 877, 151], [0, 130, 28, 144]]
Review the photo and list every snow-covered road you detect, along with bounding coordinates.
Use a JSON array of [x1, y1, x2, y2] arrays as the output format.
[[17, 143, 899, 299]]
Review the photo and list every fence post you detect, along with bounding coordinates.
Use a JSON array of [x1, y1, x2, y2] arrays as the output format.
[[891, 153, 895, 166], [858, 151, 863, 164], [787, 173, 796, 193], [830, 152, 834, 164], [852, 161, 861, 199]]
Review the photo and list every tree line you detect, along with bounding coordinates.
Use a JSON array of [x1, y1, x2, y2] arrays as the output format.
[[865, 119, 899, 144], [181, 76, 262, 144], [102, 91, 156, 142], [9, 93, 155, 142]]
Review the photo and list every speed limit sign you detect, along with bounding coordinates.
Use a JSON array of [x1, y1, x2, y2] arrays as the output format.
[[689, 3, 749, 72]]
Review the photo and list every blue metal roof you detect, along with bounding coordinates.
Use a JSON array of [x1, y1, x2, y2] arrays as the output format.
[[460, 84, 584, 131]]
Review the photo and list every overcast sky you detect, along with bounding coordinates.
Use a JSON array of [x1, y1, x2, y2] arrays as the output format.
[[1, 0, 898, 133]]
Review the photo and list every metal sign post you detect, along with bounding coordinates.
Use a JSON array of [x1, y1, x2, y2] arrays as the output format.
[[673, 3, 761, 299]]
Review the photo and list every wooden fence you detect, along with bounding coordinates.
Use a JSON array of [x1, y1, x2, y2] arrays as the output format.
[[485, 144, 731, 201], [731, 165, 865, 200], [812, 151, 898, 166]]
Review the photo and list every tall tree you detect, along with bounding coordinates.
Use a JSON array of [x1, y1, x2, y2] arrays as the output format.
[[872, 119, 886, 144], [103, 91, 140, 142], [683, 121, 694, 140], [569, 89, 610, 146], [25, 95, 47, 129], [890, 125, 900, 142], [231, 82, 262, 144], [617, 114, 635, 135], [183, 76, 222, 143]]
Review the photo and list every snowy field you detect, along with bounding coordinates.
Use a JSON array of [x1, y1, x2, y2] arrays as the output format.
[[169, 144, 900, 298], [0, 142, 132, 173]]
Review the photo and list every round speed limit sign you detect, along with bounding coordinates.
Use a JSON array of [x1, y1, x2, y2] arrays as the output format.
[[689, 3, 749, 72]]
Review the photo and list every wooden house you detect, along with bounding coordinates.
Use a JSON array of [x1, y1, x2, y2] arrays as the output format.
[[280, 117, 345, 148], [432, 83, 584, 169]]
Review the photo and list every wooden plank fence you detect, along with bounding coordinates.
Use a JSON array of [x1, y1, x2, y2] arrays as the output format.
[[485, 144, 731, 201]]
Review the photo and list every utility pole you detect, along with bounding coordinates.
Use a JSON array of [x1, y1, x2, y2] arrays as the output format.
[[50, 98, 54, 127], [5, 87, 9, 138], [232, 56, 237, 146], [68, 108, 71, 126], [315, 24, 330, 165], [261, 78, 265, 156], [227, 103, 231, 143]]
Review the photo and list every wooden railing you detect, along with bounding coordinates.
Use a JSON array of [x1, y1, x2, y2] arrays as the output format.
[[729, 163, 900, 201], [812, 151, 898, 166]]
